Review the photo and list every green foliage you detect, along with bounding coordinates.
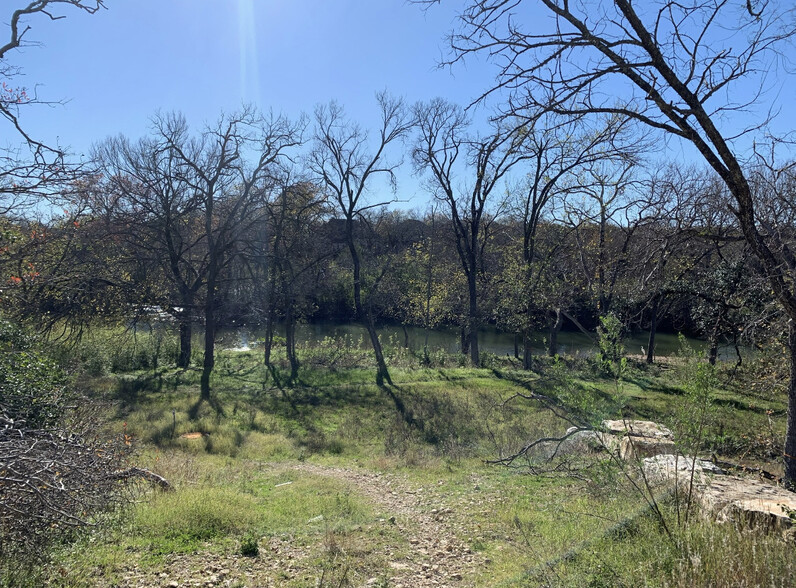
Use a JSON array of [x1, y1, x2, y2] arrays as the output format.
[[238, 532, 260, 557], [549, 355, 623, 427], [596, 314, 626, 380], [672, 334, 718, 456], [0, 319, 67, 428], [53, 327, 180, 375]]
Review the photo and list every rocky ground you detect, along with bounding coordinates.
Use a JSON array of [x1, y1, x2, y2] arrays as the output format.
[[109, 462, 488, 588]]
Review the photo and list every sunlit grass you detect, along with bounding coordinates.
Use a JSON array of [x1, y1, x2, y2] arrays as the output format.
[[22, 335, 794, 588]]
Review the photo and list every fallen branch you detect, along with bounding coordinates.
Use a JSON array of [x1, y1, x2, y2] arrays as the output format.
[[111, 467, 172, 490]]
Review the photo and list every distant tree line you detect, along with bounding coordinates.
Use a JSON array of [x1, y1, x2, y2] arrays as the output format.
[[0, 98, 781, 382]]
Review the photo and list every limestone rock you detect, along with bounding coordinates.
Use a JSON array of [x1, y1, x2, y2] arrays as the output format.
[[601, 419, 673, 439], [643, 454, 796, 531], [642, 454, 723, 484], [598, 420, 675, 460], [619, 435, 676, 460]]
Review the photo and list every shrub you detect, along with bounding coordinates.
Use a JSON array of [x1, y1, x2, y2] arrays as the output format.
[[239, 532, 260, 557], [0, 320, 134, 568]]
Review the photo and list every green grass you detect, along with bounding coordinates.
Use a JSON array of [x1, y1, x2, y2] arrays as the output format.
[[10, 336, 794, 587]]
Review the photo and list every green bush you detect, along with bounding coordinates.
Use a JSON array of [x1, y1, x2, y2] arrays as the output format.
[[0, 319, 67, 428], [239, 532, 260, 557]]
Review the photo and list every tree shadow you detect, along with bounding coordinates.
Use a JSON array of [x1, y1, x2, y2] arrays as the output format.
[[378, 382, 424, 432], [187, 395, 225, 420]]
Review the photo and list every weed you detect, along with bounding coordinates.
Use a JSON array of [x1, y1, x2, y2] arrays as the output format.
[[239, 532, 260, 557]]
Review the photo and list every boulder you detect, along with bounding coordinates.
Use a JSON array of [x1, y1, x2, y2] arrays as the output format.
[[599, 420, 675, 460], [619, 435, 676, 460], [643, 454, 796, 533], [559, 427, 603, 454], [642, 454, 724, 484], [601, 419, 673, 439]]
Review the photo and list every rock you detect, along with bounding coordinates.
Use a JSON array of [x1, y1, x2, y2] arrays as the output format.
[[644, 454, 796, 531], [643, 454, 723, 484], [619, 435, 676, 460], [705, 476, 796, 530], [560, 428, 603, 453], [602, 419, 673, 439], [600, 420, 675, 460]]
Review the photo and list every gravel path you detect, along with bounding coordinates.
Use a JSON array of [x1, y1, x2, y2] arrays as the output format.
[[287, 462, 484, 587], [108, 462, 485, 588]]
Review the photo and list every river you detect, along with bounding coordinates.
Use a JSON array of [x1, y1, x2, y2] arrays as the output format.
[[221, 322, 739, 360]]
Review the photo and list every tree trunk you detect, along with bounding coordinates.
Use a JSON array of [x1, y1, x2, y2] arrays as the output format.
[[786, 321, 796, 489], [647, 299, 659, 364], [548, 308, 563, 357], [348, 221, 391, 385], [468, 272, 479, 367], [366, 308, 391, 386], [263, 313, 274, 367], [708, 339, 718, 366], [285, 303, 299, 382], [522, 330, 532, 370], [201, 275, 216, 401], [178, 318, 192, 368], [708, 317, 722, 366], [402, 324, 410, 349], [460, 326, 470, 358], [733, 333, 743, 369], [514, 333, 520, 359]]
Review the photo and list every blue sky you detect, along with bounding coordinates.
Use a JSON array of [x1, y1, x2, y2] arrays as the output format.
[[8, 0, 509, 207], [10, 0, 484, 131], [5, 1, 796, 210]]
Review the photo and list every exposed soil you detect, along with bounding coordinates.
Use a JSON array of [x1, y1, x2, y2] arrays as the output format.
[[105, 462, 486, 588], [287, 462, 485, 587]]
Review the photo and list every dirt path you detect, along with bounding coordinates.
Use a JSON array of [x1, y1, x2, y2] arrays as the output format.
[[110, 462, 486, 588], [285, 462, 484, 587]]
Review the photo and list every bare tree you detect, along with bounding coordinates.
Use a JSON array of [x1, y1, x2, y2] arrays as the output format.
[[259, 176, 330, 381], [98, 109, 301, 398], [310, 93, 412, 386], [1, 1, 104, 212], [413, 98, 527, 366], [509, 113, 635, 367], [96, 121, 205, 368], [425, 0, 796, 486], [158, 109, 301, 400]]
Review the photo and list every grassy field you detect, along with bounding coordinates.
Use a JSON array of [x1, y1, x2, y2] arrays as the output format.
[[12, 334, 796, 587]]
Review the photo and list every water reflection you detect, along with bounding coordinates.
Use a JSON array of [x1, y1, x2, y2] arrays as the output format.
[[220, 322, 738, 360]]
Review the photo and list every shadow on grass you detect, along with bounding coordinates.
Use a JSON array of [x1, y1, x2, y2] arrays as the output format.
[[187, 395, 225, 420], [379, 382, 424, 432]]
